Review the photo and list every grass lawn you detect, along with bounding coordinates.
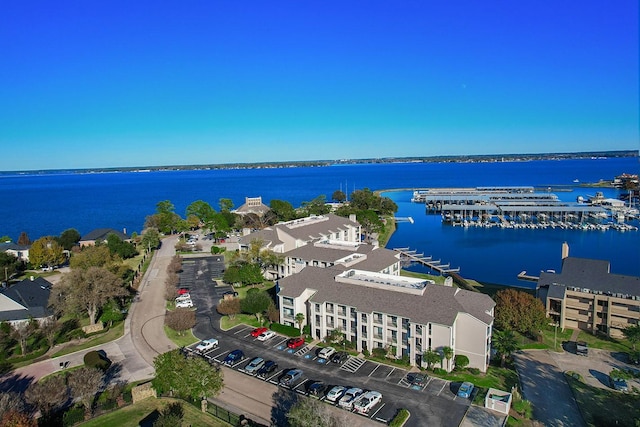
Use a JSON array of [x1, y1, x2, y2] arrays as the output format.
[[164, 326, 199, 347], [220, 315, 262, 331], [232, 281, 275, 300], [565, 374, 640, 427], [79, 397, 230, 427], [52, 322, 125, 358]]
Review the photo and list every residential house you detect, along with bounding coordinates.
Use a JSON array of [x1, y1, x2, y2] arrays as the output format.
[[0, 242, 30, 263], [537, 256, 640, 338], [277, 266, 495, 372], [79, 228, 131, 247], [0, 277, 54, 326]]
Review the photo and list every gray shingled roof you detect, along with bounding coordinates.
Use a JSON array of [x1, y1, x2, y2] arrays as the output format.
[[278, 266, 494, 327], [0, 242, 30, 251], [537, 257, 640, 297], [80, 228, 129, 241], [282, 214, 359, 242], [0, 277, 54, 322]]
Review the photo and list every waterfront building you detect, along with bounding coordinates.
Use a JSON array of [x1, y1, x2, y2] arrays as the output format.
[[537, 253, 640, 338], [79, 228, 131, 247], [0, 242, 30, 263], [0, 277, 54, 326], [233, 196, 271, 217], [277, 266, 495, 372]]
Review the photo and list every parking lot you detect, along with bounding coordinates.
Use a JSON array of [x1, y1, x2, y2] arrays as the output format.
[[181, 256, 473, 426]]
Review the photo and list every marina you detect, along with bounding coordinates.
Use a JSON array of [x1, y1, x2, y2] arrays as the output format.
[[411, 187, 638, 231], [393, 247, 460, 275]]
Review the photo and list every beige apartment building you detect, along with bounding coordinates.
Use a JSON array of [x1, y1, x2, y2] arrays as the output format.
[[537, 257, 640, 338], [277, 266, 495, 372]]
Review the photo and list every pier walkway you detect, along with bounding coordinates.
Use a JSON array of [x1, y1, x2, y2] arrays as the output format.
[[394, 247, 460, 274]]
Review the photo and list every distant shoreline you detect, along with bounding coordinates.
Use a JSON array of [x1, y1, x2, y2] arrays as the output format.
[[0, 150, 636, 175]]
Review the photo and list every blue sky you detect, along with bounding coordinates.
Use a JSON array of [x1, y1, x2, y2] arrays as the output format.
[[1, 1, 638, 171]]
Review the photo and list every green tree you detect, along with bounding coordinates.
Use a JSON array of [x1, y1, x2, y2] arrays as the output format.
[[0, 236, 11, 243], [0, 252, 24, 282], [106, 233, 138, 259], [186, 200, 216, 225], [238, 263, 264, 287], [52, 266, 129, 324], [219, 198, 234, 212], [141, 227, 161, 251], [622, 324, 640, 350], [492, 329, 519, 367], [331, 190, 346, 203], [441, 346, 454, 371], [222, 265, 242, 286], [145, 200, 183, 234], [153, 349, 223, 400], [295, 313, 305, 334], [300, 195, 331, 216], [356, 210, 383, 243], [153, 402, 184, 427], [269, 199, 297, 222], [29, 236, 65, 268], [240, 290, 272, 322], [495, 289, 547, 336], [423, 349, 442, 370], [57, 228, 81, 250], [70, 245, 119, 270]]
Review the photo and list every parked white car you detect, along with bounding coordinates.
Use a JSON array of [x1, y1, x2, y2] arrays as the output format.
[[175, 299, 193, 308], [317, 346, 336, 359], [338, 387, 363, 409], [244, 357, 265, 374], [353, 391, 382, 414], [325, 385, 346, 402], [195, 338, 218, 352], [175, 294, 191, 302], [257, 330, 276, 341]]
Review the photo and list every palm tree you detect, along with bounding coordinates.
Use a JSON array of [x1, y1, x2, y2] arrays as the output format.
[[442, 346, 454, 371], [423, 350, 442, 370], [493, 329, 519, 367], [295, 313, 305, 335]]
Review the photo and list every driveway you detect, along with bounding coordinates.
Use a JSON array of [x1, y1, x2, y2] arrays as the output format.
[[514, 350, 585, 427]]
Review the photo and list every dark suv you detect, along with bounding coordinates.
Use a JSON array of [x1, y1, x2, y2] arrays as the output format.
[[223, 349, 245, 365]]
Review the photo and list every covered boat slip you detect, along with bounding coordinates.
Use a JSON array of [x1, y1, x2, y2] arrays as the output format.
[[440, 203, 607, 224]]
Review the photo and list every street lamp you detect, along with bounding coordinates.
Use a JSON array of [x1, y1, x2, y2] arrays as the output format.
[[554, 321, 559, 351]]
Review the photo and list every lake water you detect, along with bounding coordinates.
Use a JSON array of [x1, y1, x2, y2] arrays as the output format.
[[1, 157, 638, 287]]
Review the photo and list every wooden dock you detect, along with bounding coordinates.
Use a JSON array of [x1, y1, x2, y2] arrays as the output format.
[[517, 271, 539, 282], [394, 247, 460, 274]]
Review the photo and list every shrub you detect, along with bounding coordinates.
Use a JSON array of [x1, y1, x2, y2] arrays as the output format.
[[433, 368, 447, 375], [362, 349, 370, 357], [372, 348, 386, 358], [512, 399, 533, 419], [454, 355, 469, 370], [84, 350, 111, 371], [468, 367, 481, 375], [62, 405, 85, 427], [270, 323, 301, 337]]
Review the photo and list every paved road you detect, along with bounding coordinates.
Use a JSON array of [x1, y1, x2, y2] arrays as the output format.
[[514, 350, 585, 427]]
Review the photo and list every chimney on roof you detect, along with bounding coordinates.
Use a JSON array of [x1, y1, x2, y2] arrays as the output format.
[[123, 228, 127, 235], [561, 241, 569, 260]]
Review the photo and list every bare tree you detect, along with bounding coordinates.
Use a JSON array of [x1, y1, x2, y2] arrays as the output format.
[[0, 410, 36, 427], [216, 298, 241, 320], [165, 308, 196, 335], [0, 391, 27, 420], [287, 395, 347, 427], [67, 367, 104, 418], [164, 272, 180, 301], [40, 317, 59, 349], [24, 375, 68, 419], [10, 322, 34, 356], [53, 266, 128, 325]]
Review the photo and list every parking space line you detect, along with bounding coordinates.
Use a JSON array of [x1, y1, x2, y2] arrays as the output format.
[[370, 402, 385, 419], [368, 364, 380, 377], [273, 338, 288, 348], [437, 382, 447, 396], [385, 367, 396, 380]]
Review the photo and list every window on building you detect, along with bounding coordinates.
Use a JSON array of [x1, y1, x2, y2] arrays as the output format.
[[315, 303, 321, 312], [338, 305, 346, 316], [361, 313, 367, 322], [373, 313, 383, 324], [326, 303, 334, 313], [282, 297, 294, 306]]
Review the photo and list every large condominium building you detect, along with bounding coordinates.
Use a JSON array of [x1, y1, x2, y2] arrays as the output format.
[[239, 213, 361, 254], [537, 257, 640, 338], [277, 266, 495, 372]]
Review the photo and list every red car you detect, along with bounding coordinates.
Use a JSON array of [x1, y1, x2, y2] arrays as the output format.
[[177, 288, 190, 295], [287, 337, 305, 349], [251, 327, 268, 338]]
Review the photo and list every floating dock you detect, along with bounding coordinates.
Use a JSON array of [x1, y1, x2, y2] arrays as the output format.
[[394, 247, 460, 274]]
